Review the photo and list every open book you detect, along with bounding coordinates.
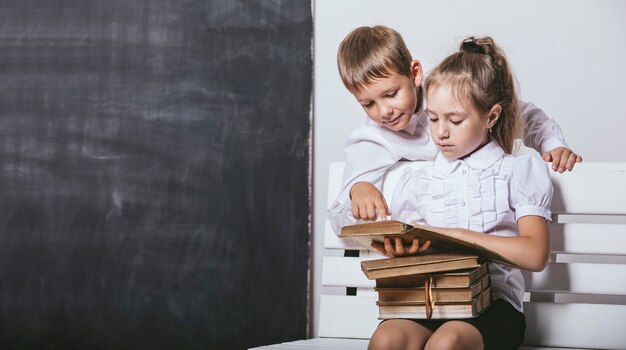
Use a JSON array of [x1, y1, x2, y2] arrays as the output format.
[[339, 220, 517, 267]]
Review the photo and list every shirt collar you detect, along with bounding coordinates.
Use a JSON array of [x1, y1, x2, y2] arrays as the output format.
[[433, 141, 505, 173], [401, 113, 420, 135]]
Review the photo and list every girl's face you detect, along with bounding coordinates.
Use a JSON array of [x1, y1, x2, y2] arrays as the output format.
[[351, 64, 422, 132], [426, 83, 494, 160]]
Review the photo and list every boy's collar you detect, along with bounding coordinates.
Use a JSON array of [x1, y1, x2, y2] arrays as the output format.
[[402, 113, 420, 135], [433, 141, 505, 173]]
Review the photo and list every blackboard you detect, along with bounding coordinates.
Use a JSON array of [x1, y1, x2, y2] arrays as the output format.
[[0, 1, 311, 349]]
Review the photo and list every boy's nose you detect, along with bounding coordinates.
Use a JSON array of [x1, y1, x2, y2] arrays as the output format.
[[379, 105, 393, 120]]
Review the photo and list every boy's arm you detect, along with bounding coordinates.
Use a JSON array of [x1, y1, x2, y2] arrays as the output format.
[[328, 138, 399, 234], [519, 100, 582, 172]]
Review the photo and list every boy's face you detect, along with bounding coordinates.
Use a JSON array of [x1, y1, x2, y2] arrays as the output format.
[[426, 83, 499, 160], [351, 63, 422, 132]]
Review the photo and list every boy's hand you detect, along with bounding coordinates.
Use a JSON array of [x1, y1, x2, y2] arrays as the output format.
[[542, 147, 583, 173], [371, 237, 432, 257], [349, 182, 390, 220]]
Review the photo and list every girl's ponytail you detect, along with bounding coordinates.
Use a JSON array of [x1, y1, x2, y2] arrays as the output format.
[[427, 36, 521, 154]]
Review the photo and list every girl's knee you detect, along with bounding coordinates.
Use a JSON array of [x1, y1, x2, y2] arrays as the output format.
[[368, 326, 406, 350], [425, 322, 483, 350], [368, 320, 432, 350], [425, 331, 462, 350]]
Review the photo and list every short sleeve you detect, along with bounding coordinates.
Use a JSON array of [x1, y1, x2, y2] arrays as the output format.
[[510, 154, 554, 221], [390, 167, 426, 224]]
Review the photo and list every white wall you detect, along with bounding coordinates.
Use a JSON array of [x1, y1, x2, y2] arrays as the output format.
[[312, 0, 626, 337]]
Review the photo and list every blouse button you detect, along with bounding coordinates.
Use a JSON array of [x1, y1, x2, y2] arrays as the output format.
[[462, 169, 467, 175], [461, 200, 466, 207]]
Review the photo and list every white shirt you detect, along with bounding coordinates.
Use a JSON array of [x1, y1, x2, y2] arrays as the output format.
[[390, 141, 553, 312], [328, 101, 566, 234]]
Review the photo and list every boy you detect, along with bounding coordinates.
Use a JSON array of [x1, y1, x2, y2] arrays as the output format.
[[328, 25, 582, 234]]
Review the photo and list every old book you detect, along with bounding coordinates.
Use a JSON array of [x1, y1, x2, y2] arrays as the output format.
[[375, 274, 489, 304], [340, 220, 516, 267], [377, 287, 492, 319], [361, 252, 481, 280], [376, 263, 489, 289]]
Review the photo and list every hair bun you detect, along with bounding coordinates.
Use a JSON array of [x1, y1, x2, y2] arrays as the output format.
[[461, 38, 486, 54]]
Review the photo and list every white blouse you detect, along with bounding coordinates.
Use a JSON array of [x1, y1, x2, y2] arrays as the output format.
[[328, 101, 566, 235], [390, 141, 553, 312]]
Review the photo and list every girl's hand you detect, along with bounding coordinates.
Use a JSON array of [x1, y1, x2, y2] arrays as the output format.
[[350, 182, 390, 220], [371, 237, 431, 257], [542, 147, 582, 173]]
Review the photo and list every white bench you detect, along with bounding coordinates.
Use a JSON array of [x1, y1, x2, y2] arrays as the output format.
[[252, 161, 626, 350]]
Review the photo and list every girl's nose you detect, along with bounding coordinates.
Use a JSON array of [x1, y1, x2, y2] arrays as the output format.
[[437, 125, 449, 139]]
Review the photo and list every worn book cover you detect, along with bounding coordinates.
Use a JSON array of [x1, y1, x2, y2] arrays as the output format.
[[375, 274, 489, 304], [377, 287, 492, 319], [361, 253, 481, 280], [340, 220, 516, 267], [375, 263, 489, 289]]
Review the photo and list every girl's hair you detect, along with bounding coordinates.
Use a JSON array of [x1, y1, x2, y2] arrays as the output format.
[[424, 36, 521, 154], [337, 25, 413, 92]]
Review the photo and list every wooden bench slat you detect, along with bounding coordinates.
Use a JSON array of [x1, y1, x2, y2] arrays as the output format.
[[553, 213, 626, 224], [525, 290, 626, 305], [524, 262, 626, 294], [550, 223, 626, 254], [318, 295, 378, 338], [288, 338, 370, 349], [524, 302, 626, 349], [550, 252, 626, 264], [548, 163, 626, 214], [321, 256, 374, 288], [326, 163, 347, 207], [249, 338, 371, 349], [324, 220, 369, 250]]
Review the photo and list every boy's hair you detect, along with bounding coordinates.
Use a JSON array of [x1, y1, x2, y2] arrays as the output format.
[[337, 25, 413, 92], [424, 36, 522, 154]]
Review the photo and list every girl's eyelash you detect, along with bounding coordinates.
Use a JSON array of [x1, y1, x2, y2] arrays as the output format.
[[386, 92, 397, 97]]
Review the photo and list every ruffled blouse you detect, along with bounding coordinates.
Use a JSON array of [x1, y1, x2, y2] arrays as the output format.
[[391, 141, 553, 312]]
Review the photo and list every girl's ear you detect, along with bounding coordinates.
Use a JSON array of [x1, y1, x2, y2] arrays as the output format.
[[487, 104, 502, 129], [410, 60, 423, 87]]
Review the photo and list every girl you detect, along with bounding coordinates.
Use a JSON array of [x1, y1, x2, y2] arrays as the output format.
[[368, 37, 553, 350]]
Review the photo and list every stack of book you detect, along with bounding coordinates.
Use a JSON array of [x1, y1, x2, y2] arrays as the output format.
[[339, 221, 501, 320], [362, 253, 491, 319]]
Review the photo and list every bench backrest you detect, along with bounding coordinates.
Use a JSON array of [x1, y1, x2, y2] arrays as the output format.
[[319, 161, 626, 349]]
